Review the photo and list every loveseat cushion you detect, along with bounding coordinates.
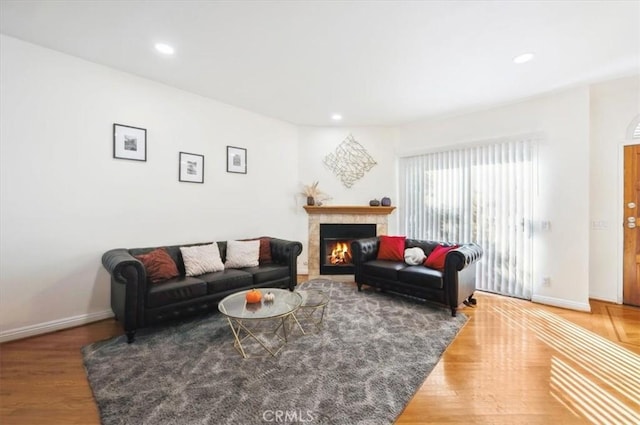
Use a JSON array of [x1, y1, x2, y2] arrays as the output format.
[[146, 276, 207, 308], [198, 269, 253, 293], [363, 260, 407, 280], [398, 266, 443, 289], [242, 264, 289, 284]]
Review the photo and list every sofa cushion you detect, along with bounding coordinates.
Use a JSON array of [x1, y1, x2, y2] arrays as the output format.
[[242, 237, 273, 265], [376, 235, 406, 261], [134, 248, 179, 283], [198, 269, 254, 293], [180, 243, 225, 276], [398, 266, 444, 289], [242, 264, 289, 284], [363, 260, 407, 280], [146, 276, 207, 308], [225, 240, 260, 268]]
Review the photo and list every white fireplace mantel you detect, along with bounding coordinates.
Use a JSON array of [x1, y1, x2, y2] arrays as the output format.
[[303, 205, 396, 279]]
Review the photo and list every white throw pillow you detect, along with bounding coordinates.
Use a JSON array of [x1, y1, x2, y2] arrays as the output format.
[[404, 247, 426, 266], [180, 243, 224, 276], [225, 240, 260, 268]]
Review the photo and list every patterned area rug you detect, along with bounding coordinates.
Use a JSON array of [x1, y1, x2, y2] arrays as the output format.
[[82, 279, 467, 425]]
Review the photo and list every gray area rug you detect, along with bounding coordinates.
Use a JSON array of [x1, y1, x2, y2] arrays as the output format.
[[82, 279, 467, 425]]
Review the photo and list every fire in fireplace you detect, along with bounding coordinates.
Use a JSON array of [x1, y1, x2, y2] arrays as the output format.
[[320, 224, 376, 275], [326, 240, 352, 265]]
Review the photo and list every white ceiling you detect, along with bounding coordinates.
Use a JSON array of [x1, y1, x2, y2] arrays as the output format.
[[1, 1, 639, 126]]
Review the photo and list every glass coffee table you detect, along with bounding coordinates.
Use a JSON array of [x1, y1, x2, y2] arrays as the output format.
[[296, 289, 330, 332], [218, 288, 303, 358]]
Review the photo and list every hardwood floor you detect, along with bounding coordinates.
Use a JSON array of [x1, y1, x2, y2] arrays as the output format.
[[397, 292, 640, 424], [1, 281, 639, 424]]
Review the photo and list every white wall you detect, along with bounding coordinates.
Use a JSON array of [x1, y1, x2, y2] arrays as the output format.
[[0, 35, 300, 340], [589, 76, 640, 302], [3, 34, 636, 341], [396, 86, 592, 311], [295, 127, 398, 272]]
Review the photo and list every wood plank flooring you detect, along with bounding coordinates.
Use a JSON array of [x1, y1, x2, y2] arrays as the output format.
[[1, 281, 639, 424], [397, 291, 640, 424]]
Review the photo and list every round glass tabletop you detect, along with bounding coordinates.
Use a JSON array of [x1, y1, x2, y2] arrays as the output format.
[[218, 288, 302, 320], [297, 289, 330, 308]]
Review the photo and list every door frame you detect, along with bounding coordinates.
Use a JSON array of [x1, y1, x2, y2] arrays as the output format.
[[618, 140, 640, 304], [617, 115, 640, 304]]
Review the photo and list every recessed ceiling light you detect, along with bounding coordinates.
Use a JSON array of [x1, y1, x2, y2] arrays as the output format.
[[513, 53, 534, 64], [331, 114, 343, 121], [154, 43, 175, 55]]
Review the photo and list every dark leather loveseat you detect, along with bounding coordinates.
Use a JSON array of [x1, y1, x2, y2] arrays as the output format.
[[351, 237, 483, 316], [102, 237, 302, 342]]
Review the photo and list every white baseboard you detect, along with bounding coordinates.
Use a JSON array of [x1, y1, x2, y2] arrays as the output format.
[[531, 295, 591, 312], [0, 310, 114, 343], [588, 294, 619, 304]]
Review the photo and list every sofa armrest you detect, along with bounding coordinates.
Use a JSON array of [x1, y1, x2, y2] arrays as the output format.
[[102, 249, 146, 342], [269, 238, 303, 290], [102, 248, 146, 283], [351, 237, 379, 264], [443, 243, 483, 314], [270, 238, 303, 264], [446, 243, 483, 271], [351, 237, 379, 285]]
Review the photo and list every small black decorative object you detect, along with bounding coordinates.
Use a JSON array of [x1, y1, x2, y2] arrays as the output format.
[[369, 199, 380, 206], [381, 197, 391, 206]]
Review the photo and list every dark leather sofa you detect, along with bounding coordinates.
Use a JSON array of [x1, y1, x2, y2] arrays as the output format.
[[351, 237, 483, 316], [102, 237, 302, 342]]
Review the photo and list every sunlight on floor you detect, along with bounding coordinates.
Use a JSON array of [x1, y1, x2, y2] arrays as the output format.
[[492, 301, 640, 425]]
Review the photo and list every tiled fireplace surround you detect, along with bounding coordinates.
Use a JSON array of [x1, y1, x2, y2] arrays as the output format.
[[303, 206, 396, 279]]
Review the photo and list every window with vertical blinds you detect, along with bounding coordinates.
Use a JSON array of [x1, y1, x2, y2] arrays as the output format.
[[399, 138, 534, 299]]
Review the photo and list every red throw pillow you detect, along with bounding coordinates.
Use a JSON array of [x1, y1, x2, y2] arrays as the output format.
[[135, 248, 179, 283], [424, 244, 458, 270], [376, 236, 406, 261]]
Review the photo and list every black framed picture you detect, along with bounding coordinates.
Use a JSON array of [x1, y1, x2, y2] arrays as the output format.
[[113, 123, 146, 161], [227, 146, 247, 174], [179, 152, 204, 183]]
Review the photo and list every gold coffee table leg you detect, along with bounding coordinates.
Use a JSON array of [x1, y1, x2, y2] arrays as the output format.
[[296, 289, 330, 332], [226, 317, 248, 359], [227, 318, 282, 358], [273, 312, 306, 338]]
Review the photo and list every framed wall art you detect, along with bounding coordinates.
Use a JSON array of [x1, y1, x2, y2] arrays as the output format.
[[113, 123, 146, 161], [226, 146, 247, 174], [179, 152, 204, 183]]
